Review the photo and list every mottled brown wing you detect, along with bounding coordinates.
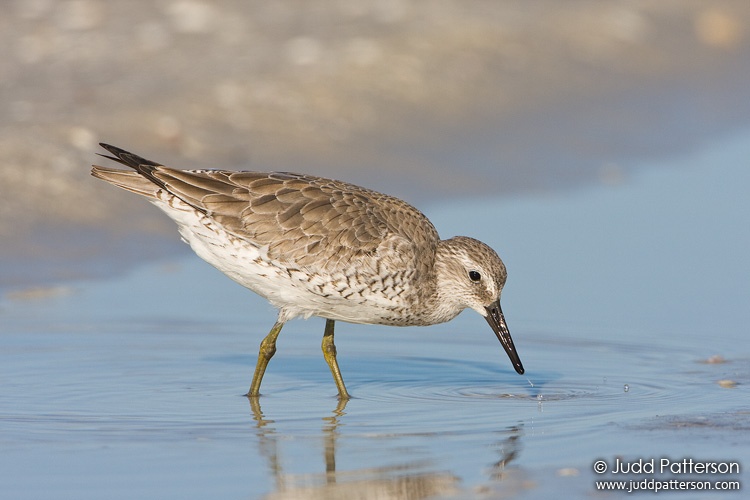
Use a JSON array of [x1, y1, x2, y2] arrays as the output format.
[[149, 167, 440, 274]]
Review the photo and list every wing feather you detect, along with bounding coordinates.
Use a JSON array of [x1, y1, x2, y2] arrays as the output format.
[[92, 144, 440, 277]]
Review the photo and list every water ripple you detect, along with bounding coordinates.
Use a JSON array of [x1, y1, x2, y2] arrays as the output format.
[[327, 334, 731, 439]]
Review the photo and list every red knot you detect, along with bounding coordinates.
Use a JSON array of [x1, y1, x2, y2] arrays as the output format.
[[92, 143, 524, 399]]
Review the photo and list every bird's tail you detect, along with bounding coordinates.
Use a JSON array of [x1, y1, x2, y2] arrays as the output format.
[[91, 143, 164, 199]]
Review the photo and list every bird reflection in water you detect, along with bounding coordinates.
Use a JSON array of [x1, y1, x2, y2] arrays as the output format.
[[247, 399, 526, 499]]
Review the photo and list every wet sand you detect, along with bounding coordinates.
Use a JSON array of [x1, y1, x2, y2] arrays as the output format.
[[3, 0, 750, 291]]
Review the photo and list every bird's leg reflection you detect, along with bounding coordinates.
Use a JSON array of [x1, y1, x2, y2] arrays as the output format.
[[248, 396, 283, 491], [248, 395, 271, 429], [247, 396, 348, 490], [322, 398, 348, 483]]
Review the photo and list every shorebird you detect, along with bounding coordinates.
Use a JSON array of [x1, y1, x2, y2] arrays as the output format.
[[92, 143, 524, 399]]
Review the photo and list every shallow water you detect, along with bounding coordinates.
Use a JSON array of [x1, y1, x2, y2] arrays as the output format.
[[2, 130, 749, 498]]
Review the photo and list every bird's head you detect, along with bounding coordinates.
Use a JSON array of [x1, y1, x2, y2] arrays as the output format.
[[436, 236, 524, 375]]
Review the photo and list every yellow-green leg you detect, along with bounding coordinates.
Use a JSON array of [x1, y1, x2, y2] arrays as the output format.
[[322, 319, 351, 400], [247, 321, 284, 397]]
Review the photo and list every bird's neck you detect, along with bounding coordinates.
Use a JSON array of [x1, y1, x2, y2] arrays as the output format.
[[414, 240, 466, 325]]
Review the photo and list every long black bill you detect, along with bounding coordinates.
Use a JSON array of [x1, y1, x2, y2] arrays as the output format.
[[484, 300, 524, 375]]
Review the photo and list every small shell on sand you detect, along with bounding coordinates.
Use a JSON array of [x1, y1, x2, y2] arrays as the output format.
[[717, 379, 738, 389]]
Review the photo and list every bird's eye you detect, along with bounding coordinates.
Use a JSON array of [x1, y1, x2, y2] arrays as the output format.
[[468, 270, 481, 282]]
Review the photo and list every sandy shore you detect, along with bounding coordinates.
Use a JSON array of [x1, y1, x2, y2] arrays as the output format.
[[2, 0, 750, 290]]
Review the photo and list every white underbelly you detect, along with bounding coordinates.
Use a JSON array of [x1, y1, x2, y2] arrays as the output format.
[[152, 197, 411, 325]]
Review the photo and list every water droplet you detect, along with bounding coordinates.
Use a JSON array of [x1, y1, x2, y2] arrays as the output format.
[[526, 378, 534, 388], [536, 394, 543, 401], [623, 384, 629, 392]]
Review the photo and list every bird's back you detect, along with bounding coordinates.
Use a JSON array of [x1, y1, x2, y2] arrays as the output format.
[[92, 145, 441, 323]]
